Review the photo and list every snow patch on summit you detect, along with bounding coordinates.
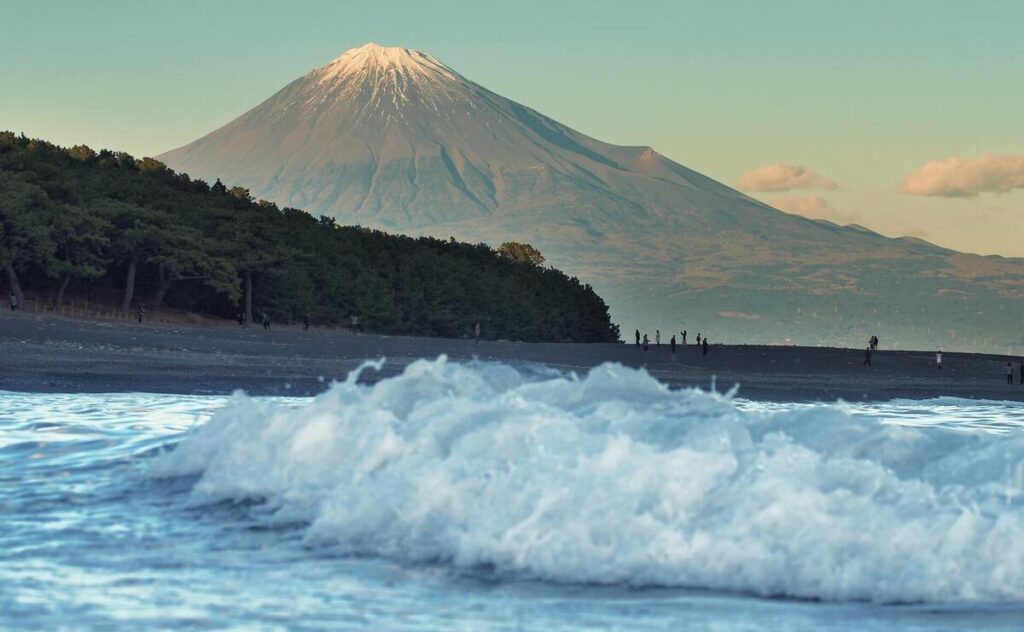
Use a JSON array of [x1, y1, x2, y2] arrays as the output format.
[[304, 43, 469, 120], [314, 43, 460, 86]]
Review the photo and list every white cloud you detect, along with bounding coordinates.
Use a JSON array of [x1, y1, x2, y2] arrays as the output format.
[[736, 164, 837, 192], [769, 195, 857, 224], [901, 154, 1024, 197]]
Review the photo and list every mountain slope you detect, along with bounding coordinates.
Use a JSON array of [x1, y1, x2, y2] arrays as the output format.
[[160, 44, 1024, 353]]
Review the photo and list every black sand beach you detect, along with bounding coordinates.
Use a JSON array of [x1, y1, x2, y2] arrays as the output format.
[[1, 310, 1022, 402]]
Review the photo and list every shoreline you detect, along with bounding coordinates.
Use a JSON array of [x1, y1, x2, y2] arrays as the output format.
[[1, 311, 1022, 402]]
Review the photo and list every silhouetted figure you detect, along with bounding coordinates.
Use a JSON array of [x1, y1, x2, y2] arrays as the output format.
[[696, 333, 702, 346], [936, 351, 942, 370], [261, 311, 271, 330], [702, 337, 709, 357], [136, 304, 144, 324], [1009, 362, 1015, 385], [681, 330, 687, 345], [303, 314, 310, 332], [642, 333, 649, 351], [655, 329, 661, 347], [635, 329, 640, 346], [670, 335, 676, 357], [9, 292, 17, 311], [474, 322, 481, 343], [863, 346, 872, 367]]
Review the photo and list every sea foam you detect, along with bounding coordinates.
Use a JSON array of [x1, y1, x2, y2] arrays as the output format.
[[150, 357, 1024, 603]]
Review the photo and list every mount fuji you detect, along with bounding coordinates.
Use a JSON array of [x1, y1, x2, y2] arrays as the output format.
[[159, 43, 1024, 353]]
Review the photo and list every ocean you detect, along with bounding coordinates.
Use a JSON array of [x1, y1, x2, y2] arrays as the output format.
[[3, 357, 1023, 630]]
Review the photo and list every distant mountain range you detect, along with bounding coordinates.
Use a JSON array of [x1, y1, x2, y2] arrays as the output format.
[[159, 43, 1024, 353]]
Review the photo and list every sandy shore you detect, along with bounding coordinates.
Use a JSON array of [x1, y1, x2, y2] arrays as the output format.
[[1, 310, 1022, 402]]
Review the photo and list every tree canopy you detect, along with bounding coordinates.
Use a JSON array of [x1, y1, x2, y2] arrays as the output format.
[[497, 241, 545, 266], [0, 132, 620, 342]]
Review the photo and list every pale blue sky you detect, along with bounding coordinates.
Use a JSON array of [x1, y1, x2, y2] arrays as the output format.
[[2, 0, 1022, 255]]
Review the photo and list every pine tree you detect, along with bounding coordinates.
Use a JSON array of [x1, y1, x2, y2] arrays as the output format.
[[0, 173, 57, 308]]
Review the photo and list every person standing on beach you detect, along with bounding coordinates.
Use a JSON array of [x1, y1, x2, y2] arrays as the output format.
[[9, 291, 17, 311], [702, 337, 709, 357], [261, 311, 271, 330], [1008, 362, 1015, 385], [136, 304, 144, 324], [696, 333, 701, 347], [681, 330, 687, 345], [936, 351, 942, 370], [670, 334, 676, 358], [656, 330, 661, 347], [863, 346, 872, 367], [474, 322, 481, 343], [642, 333, 649, 351], [635, 329, 640, 346], [350, 314, 360, 332]]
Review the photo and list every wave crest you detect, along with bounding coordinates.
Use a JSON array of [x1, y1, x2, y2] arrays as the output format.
[[150, 356, 1024, 603]]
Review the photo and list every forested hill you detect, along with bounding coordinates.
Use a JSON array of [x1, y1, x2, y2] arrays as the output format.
[[0, 132, 619, 342]]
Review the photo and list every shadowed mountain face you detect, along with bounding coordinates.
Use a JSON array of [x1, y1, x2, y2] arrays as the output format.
[[160, 44, 1024, 353]]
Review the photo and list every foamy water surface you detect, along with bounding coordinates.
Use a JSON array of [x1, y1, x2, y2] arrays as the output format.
[[3, 357, 1024, 630]]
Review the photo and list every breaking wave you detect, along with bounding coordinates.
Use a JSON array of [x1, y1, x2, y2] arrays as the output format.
[[150, 357, 1024, 604]]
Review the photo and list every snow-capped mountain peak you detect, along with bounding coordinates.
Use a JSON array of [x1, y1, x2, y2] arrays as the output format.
[[313, 43, 459, 86], [158, 44, 1024, 353], [299, 43, 467, 119]]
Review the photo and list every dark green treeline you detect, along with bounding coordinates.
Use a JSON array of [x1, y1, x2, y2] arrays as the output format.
[[0, 132, 619, 342]]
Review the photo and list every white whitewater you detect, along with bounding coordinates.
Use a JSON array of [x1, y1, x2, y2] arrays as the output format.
[[150, 357, 1024, 604]]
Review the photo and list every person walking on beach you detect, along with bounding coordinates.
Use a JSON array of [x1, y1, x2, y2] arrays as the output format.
[[702, 337, 709, 357], [261, 311, 271, 330], [863, 346, 872, 367], [670, 334, 677, 358], [635, 329, 640, 346], [656, 330, 661, 347], [136, 304, 144, 324], [474, 322, 481, 343], [642, 333, 649, 351], [681, 330, 687, 345], [1008, 362, 1015, 385], [936, 351, 942, 370]]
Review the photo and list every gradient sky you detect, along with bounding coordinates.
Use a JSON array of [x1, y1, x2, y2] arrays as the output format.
[[2, 0, 1022, 257]]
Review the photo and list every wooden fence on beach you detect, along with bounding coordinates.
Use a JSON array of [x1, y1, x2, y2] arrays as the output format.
[[0, 296, 178, 325]]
